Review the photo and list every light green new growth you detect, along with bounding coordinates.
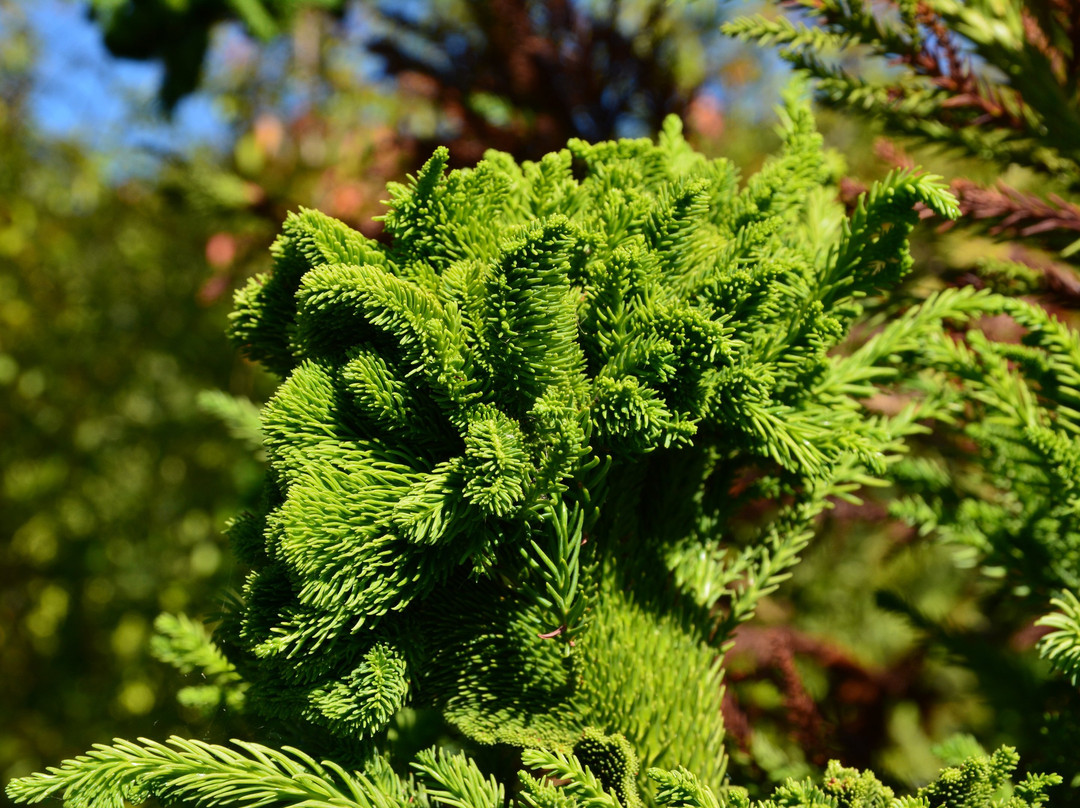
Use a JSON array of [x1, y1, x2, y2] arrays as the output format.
[[7, 93, 1070, 806], [149, 612, 247, 714]]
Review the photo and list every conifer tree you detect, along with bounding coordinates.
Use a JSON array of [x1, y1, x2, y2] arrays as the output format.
[[7, 90, 1073, 807]]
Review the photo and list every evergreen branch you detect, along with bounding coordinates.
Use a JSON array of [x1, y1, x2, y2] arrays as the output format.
[[824, 169, 960, 306], [647, 748, 1060, 807], [665, 538, 752, 614], [151, 612, 239, 680], [722, 16, 861, 55], [730, 0, 1080, 194], [1036, 589, 1080, 684], [520, 748, 621, 808], [824, 286, 998, 396], [229, 208, 385, 376], [949, 179, 1080, 257], [810, 0, 919, 58], [646, 767, 720, 808], [381, 147, 452, 270], [150, 612, 248, 713], [715, 497, 825, 643], [517, 501, 589, 641], [738, 402, 833, 474], [572, 730, 642, 808], [5, 737, 408, 808], [197, 390, 265, 453], [310, 644, 411, 736], [412, 747, 505, 808]]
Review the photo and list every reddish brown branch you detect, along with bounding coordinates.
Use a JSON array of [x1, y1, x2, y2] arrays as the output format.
[[723, 625, 929, 769], [846, 140, 1080, 258], [950, 179, 1080, 240], [891, 3, 1029, 131], [1004, 245, 1080, 307], [368, 0, 692, 167]]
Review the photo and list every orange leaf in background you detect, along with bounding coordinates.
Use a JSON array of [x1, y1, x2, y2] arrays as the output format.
[[687, 94, 724, 140], [206, 232, 237, 268], [330, 184, 364, 219], [198, 273, 231, 305], [253, 114, 285, 158]]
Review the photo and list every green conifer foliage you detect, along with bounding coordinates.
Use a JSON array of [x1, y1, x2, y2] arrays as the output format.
[[218, 96, 966, 782], [7, 94, 1071, 806], [7, 735, 1061, 808]]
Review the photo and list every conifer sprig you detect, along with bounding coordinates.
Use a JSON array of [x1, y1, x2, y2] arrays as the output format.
[[1037, 590, 1080, 684], [5, 737, 406, 808], [412, 747, 505, 808]]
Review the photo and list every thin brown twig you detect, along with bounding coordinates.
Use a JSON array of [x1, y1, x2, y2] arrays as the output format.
[[723, 625, 929, 768], [949, 179, 1080, 239]]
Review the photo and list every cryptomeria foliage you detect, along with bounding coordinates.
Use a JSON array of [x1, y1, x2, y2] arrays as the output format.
[[725, 2, 1080, 769], [7, 90, 1074, 805], [724, 0, 1080, 271]]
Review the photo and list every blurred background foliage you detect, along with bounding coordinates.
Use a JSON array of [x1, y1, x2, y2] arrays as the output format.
[[0, 2, 269, 781], [2, 0, 1078, 798]]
